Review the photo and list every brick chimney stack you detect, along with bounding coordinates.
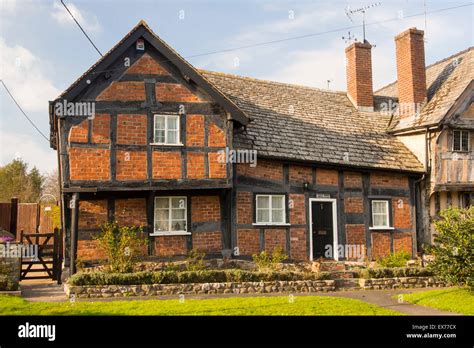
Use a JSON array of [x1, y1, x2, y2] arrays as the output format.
[[395, 28, 427, 117], [345, 41, 374, 111]]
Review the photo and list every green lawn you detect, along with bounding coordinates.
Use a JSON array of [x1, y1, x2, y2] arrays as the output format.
[[401, 288, 474, 315], [0, 295, 400, 316]]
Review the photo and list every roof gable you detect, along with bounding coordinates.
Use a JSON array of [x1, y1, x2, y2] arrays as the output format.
[[55, 20, 249, 125]]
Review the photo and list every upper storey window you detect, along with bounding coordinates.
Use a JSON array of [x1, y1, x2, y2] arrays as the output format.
[[453, 130, 469, 152], [153, 114, 181, 145]]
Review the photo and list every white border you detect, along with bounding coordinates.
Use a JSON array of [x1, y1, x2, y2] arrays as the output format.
[[308, 198, 338, 261]]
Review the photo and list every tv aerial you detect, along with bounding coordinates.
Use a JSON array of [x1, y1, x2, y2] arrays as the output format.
[[344, 2, 382, 43]]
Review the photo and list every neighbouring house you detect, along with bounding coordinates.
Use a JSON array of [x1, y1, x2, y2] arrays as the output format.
[[375, 29, 473, 246], [48, 21, 471, 274]]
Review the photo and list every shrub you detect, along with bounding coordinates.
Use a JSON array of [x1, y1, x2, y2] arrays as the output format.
[[68, 269, 331, 286], [426, 207, 474, 287], [0, 274, 18, 291], [377, 251, 411, 268], [185, 249, 206, 271], [252, 247, 288, 271], [94, 222, 148, 273], [360, 267, 433, 279]]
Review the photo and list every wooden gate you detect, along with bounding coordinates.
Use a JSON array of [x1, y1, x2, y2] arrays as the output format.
[[20, 228, 63, 283]]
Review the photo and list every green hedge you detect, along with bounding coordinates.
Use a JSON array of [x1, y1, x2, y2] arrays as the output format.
[[0, 275, 19, 291], [69, 269, 331, 286], [360, 267, 433, 279]]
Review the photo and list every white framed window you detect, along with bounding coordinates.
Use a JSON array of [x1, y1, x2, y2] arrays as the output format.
[[453, 130, 469, 152], [255, 194, 286, 225], [371, 200, 390, 228], [153, 114, 181, 145], [153, 196, 188, 235]]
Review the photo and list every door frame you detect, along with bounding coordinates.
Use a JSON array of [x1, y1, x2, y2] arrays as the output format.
[[309, 198, 339, 261]]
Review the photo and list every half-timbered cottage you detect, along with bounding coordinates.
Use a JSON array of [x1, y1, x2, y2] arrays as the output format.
[[49, 22, 470, 273]]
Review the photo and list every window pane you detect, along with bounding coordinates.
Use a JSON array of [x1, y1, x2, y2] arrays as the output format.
[[154, 209, 168, 221], [453, 131, 461, 151], [155, 198, 169, 209], [373, 214, 387, 227], [257, 196, 269, 209], [373, 202, 386, 214], [461, 131, 469, 151], [155, 116, 165, 129], [257, 209, 269, 223], [168, 116, 178, 130], [272, 209, 284, 223], [171, 220, 186, 231], [154, 129, 165, 143], [171, 209, 185, 220], [172, 197, 186, 209], [272, 196, 284, 209], [167, 129, 178, 144], [155, 219, 169, 232]]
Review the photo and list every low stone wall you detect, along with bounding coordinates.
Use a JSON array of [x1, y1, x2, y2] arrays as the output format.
[[65, 280, 336, 298], [358, 277, 445, 290], [0, 244, 21, 291]]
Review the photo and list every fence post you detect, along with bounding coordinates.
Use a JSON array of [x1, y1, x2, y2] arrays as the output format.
[[10, 197, 18, 239], [52, 228, 58, 281], [57, 228, 63, 284]]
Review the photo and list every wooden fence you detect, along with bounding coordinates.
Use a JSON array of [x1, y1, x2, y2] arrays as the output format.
[[0, 198, 58, 238]]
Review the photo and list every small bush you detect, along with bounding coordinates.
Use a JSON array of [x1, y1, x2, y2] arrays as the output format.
[[377, 251, 411, 268], [94, 222, 148, 273], [360, 267, 433, 279], [252, 247, 288, 271], [426, 207, 474, 287], [185, 249, 206, 271], [68, 269, 331, 286], [0, 275, 18, 291]]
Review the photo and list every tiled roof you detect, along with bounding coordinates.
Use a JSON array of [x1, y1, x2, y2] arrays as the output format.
[[201, 70, 425, 173], [376, 47, 473, 132]]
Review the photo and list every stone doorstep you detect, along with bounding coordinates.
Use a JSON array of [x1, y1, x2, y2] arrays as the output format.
[[0, 290, 21, 296], [65, 277, 446, 298]]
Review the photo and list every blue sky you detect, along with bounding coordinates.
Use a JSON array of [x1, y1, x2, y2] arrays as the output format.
[[0, 0, 472, 173]]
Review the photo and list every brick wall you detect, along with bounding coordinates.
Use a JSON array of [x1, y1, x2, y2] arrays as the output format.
[[290, 228, 307, 260], [192, 231, 222, 252], [69, 148, 110, 181], [187, 152, 205, 179], [264, 229, 286, 253], [289, 193, 305, 224], [208, 122, 226, 147], [393, 197, 411, 229], [344, 196, 364, 213], [186, 115, 205, 147], [91, 114, 110, 144], [155, 236, 187, 256], [97, 81, 146, 101], [152, 151, 181, 179], [115, 199, 147, 227], [69, 120, 88, 143], [236, 191, 252, 224], [370, 172, 408, 188], [371, 232, 391, 259], [116, 150, 147, 180], [117, 114, 147, 145], [316, 168, 338, 185], [208, 152, 226, 178], [393, 232, 412, 255], [78, 200, 108, 229], [344, 172, 362, 188], [345, 224, 366, 245], [237, 159, 283, 181], [77, 240, 105, 261], [155, 84, 201, 103], [237, 229, 259, 256], [191, 196, 220, 222], [289, 165, 312, 183], [127, 53, 170, 75]]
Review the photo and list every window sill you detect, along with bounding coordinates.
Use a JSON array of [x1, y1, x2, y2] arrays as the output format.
[[150, 231, 191, 236], [149, 143, 184, 147], [252, 223, 291, 227], [369, 226, 395, 231]]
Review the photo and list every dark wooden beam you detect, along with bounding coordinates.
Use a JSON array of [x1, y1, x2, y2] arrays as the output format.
[[70, 193, 80, 275]]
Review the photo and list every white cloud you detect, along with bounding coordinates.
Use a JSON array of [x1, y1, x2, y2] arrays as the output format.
[[0, 37, 60, 113], [0, 132, 57, 173], [0, 0, 18, 13], [51, 2, 101, 33]]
